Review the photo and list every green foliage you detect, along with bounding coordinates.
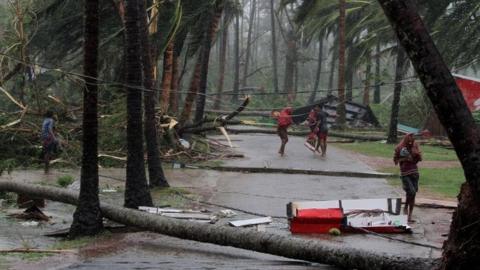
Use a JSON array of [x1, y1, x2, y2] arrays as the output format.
[[0, 158, 16, 175], [369, 103, 391, 129], [56, 174, 74, 187], [398, 86, 431, 128], [472, 111, 480, 124], [335, 141, 458, 161], [150, 187, 194, 208]]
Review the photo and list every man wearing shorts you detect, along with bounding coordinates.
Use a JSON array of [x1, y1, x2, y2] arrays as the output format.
[[314, 105, 329, 157], [394, 133, 422, 223]]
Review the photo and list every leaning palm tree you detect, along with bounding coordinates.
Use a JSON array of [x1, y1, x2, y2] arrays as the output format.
[[138, 0, 169, 188], [124, 0, 153, 208], [70, 0, 103, 237]]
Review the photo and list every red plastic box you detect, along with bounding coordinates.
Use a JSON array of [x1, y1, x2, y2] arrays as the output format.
[[289, 208, 344, 234]]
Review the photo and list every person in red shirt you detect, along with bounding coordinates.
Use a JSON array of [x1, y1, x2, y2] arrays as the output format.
[[272, 107, 293, 156], [394, 133, 422, 223]]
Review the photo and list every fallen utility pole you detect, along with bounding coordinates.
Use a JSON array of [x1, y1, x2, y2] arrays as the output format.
[[0, 181, 438, 270]]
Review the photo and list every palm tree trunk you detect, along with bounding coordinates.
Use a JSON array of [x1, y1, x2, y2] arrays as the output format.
[[241, 0, 256, 88], [345, 40, 354, 102], [336, 0, 347, 127], [309, 35, 324, 104], [378, 1, 480, 269], [373, 41, 381, 104], [169, 53, 180, 113], [328, 42, 337, 95], [179, 54, 202, 126], [70, 0, 103, 238], [138, 0, 169, 188], [214, 14, 229, 110], [363, 52, 372, 105], [386, 45, 406, 144], [194, 3, 224, 124], [160, 42, 174, 113], [124, 0, 153, 209], [270, 0, 279, 93], [232, 11, 240, 103], [284, 30, 297, 102]]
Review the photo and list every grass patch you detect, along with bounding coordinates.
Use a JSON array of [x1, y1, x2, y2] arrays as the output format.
[[150, 187, 195, 208], [56, 175, 74, 187], [384, 167, 465, 198], [334, 141, 458, 161], [52, 232, 112, 250]]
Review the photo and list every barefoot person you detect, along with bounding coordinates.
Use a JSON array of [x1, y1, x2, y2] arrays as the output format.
[[41, 110, 58, 173], [393, 133, 422, 222], [304, 107, 318, 152], [272, 107, 293, 156], [314, 105, 329, 156]]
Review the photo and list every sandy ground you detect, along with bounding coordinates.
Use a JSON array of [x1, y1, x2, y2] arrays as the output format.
[[0, 134, 454, 269]]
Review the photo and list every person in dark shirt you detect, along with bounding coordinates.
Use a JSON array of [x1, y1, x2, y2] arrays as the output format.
[[41, 110, 58, 173], [314, 106, 329, 157], [394, 133, 422, 223]]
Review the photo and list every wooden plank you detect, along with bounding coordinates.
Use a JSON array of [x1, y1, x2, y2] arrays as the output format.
[[162, 213, 212, 220], [229, 217, 273, 227]]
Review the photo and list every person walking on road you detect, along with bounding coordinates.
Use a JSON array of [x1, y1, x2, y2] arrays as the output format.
[[272, 107, 293, 156], [394, 133, 422, 223], [314, 105, 329, 157]]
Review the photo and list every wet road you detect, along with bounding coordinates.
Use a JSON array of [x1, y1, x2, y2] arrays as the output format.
[[0, 133, 450, 269]]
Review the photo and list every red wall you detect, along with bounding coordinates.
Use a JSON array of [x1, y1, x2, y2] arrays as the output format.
[[454, 75, 480, 111]]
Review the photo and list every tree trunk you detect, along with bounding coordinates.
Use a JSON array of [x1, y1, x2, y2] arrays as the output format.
[[179, 54, 202, 126], [124, 0, 153, 208], [377, 1, 480, 269], [160, 42, 174, 113], [270, 0, 279, 93], [194, 3, 224, 124], [373, 41, 381, 104], [232, 12, 240, 103], [386, 45, 406, 144], [169, 53, 180, 113], [363, 52, 372, 106], [138, 0, 169, 188], [214, 14, 229, 110], [241, 0, 256, 88], [328, 42, 337, 95], [345, 40, 354, 102], [336, 0, 347, 127], [70, 0, 103, 238], [308, 35, 324, 104], [284, 30, 297, 102], [0, 181, 439, 270]]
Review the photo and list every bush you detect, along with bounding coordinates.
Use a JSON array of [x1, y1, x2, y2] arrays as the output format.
[[57, 175, 74, 187]]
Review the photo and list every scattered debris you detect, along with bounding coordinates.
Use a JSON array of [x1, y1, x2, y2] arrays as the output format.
[[101, 188, 117, 193], [216, 209, 237, 218], [138, 206, 215, 222], [9, 205, 50, 222], [287, 198, 411, 234], [20, 221, 39, 227], [229, 217, 273, 227]]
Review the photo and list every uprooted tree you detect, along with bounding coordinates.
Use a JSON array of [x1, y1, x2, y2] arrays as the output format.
[[377, 0, 480, 269], [0, 181, 438, 270]]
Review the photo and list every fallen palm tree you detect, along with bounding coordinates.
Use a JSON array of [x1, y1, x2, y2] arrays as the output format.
[[0, 180, 438, 270], [226, 128, 387, 141]]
